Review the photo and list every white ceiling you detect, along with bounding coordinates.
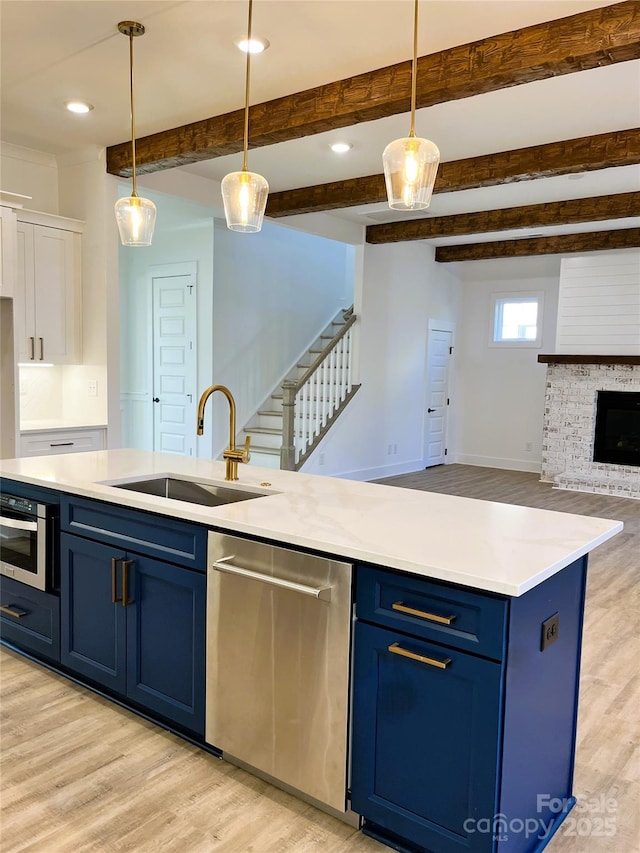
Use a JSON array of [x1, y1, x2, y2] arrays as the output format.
[[1, 0, 639, 243]]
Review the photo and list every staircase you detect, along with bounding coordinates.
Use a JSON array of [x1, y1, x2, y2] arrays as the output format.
[[242, 307, 358, 469]]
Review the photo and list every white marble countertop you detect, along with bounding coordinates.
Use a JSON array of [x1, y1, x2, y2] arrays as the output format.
[[0, 449, 623, 596], [20, 420, 108, 433]]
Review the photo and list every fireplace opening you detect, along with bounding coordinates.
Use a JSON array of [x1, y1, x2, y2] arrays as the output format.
[[593, 391, 640, 467]]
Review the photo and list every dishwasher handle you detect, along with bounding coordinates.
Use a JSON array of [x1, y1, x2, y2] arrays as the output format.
[[212, 556, 332, 601]]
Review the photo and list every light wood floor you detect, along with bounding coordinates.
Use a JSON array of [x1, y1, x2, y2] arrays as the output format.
[[1, 466, 638, 853]]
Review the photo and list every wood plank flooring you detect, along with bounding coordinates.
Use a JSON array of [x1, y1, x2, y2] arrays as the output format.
[[2, 465, 639, 852]]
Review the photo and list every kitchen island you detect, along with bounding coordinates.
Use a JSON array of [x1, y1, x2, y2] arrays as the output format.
[[0, 449, 623, 853]]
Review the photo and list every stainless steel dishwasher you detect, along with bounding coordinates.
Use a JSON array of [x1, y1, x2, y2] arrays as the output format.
[[206, 530, 353, 815]]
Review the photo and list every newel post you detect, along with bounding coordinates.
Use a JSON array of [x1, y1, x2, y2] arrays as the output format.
[[281, 380, 297, 471]]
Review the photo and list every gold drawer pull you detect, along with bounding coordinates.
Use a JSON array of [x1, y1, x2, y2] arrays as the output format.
[[388, 642, 451, 669], [0, 604, 28, 618], [392, 601, 456, 625]]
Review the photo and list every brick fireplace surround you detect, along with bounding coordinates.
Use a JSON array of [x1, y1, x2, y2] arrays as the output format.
[[539, 355, 640, 500]]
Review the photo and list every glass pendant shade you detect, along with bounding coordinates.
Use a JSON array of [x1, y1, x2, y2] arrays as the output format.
[[383, 136, 440, 211], [114, 195, 157, 246], [221, 170, 269, 233]]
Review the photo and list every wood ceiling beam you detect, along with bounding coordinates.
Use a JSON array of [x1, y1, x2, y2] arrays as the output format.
[[434, 228, 640, 262], [365, 192, 640, 244], [106, 2, 640, 177], [266, 128, 640, 217]]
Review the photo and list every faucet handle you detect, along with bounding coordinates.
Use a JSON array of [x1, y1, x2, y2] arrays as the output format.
[[242, 435, 251, 463]]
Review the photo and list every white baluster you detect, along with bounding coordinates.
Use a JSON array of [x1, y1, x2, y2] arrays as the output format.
[[321, 354, 327, 427]]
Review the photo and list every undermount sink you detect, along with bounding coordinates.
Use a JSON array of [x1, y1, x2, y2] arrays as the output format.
[[109, 476, 272, 508]]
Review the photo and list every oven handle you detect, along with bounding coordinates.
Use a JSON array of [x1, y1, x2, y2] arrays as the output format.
[[212, 556, 332, 601], [1, 517, 38, 532]]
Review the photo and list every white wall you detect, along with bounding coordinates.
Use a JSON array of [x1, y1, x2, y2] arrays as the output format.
[[119, 188, 215, 451], [556, 249, 640, 355], [0, 142, 59, 213], [208, 219, 352, 458], [119, 191, 353, 460], [452, 256, 560, 473], [302, 241, 461, 480]]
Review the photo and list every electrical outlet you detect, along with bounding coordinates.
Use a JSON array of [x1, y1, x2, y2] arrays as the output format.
[[541, 613, 559, 651], [525, 441, 533, 452], [87, 379, 98, 397]]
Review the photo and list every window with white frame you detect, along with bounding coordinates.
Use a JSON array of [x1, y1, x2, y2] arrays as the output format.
[[490, 292, 543, 347]]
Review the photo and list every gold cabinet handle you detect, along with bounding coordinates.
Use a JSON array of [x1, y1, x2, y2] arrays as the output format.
[[29, 336, 35, 360], [39, 337, 44, 360], [111, 557, 123, 604], [388, 642, 451, 670], [122, 559, 133, 607], [392, 601, 457, 625], [0, 604, 28, 618]]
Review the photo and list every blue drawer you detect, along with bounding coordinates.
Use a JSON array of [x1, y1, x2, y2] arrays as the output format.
[[61, 495, 207, 571], [356, 565, 507, 661], [0, 576, 60, 662]]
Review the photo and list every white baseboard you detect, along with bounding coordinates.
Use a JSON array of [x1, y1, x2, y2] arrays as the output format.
[[326, 458, 427, 482], [455, 453, 541, 474]]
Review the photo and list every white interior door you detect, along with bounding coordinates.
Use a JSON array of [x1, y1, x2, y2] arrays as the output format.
[[424, 327, 452, 467], [152, 265, 197, 456]]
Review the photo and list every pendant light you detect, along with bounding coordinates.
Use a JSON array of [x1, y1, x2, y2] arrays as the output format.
[[382, 0, 439, 210], [114, 21, 157, 246], [221, 0, 269, 232]]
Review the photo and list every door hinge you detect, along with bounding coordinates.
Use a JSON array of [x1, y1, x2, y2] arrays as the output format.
[[444, 448, 448, 456]]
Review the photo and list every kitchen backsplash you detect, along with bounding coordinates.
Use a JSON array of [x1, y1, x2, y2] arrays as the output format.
[[19, 365, 64, 420], [19, 364, 107, 426]]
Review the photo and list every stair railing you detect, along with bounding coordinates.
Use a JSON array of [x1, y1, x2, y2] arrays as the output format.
[[281, 314, 359, 470]]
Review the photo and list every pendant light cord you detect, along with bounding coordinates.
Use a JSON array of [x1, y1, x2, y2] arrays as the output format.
[[242, 0, 254, 173], [409, 0, 418, 138], [129, 32, 138, 196]]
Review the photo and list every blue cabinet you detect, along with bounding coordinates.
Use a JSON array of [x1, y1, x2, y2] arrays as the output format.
[[353, 621, 502, 853], [60, 497, 207, 736], [60, 534, 127, 692], [352, 559, 588, 853]]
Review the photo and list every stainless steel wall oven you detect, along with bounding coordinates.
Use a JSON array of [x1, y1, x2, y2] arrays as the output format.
[[0, 492, 58, 591]]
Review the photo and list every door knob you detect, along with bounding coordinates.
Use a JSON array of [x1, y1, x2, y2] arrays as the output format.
[[427, 407, 436, 413], [153, 397, 160, 403]]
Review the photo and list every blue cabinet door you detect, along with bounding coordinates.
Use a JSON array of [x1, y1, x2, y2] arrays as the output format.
[[125, 554, 206, 734], [60, 533, 127, 693], [351, 621, 503, 853]]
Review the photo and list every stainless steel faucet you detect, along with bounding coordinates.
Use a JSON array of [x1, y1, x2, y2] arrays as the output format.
[[196, 384, 251, 481]]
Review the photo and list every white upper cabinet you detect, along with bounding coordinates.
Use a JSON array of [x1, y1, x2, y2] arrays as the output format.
[[15, 212, 83, 364], [0, 205, 17, 297]]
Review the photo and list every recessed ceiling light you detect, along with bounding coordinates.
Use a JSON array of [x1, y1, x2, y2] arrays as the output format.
[[330, 142, 352, 154], [65, 100, 94, 114], [235, 36, 269, 54]]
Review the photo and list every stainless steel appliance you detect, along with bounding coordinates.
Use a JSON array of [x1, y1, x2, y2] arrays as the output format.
[[0, 493, 58, 591], [207, 531, 353, 815]]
